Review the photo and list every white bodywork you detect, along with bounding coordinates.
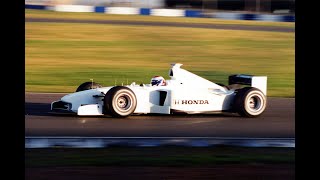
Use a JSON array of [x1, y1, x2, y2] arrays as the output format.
[[51, 63, 267, 116]]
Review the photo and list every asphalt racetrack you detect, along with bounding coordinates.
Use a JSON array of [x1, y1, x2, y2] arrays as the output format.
[[25, 93, 295, 138]]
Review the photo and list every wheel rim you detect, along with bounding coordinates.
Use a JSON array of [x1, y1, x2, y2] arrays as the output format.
[[245, 93, 264, 114], [117, 97, 128, 108], [248, 96, 260, 110], [114, 93, 132, 113]]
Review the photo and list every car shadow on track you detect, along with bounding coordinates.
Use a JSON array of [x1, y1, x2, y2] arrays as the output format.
[[25, 102, 241, 118], [25, 102, 74, 117], [136, 112, 240, 118]]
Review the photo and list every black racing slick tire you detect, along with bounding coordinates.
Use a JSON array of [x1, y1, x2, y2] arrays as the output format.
[[76, 82, 102, 92], [233, 87, 267, 118], [104, 86, 137, 118], [216, 83, 230, 90]]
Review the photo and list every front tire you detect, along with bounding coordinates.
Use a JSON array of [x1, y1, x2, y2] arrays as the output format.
[[233, 87, 267, 118], [104, 86, 137, 118], [76, 82, 102, 92]]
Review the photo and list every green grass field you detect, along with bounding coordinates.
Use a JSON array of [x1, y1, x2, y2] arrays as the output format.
[[26, 146, 294, 167], [26, 10, 295, 97]]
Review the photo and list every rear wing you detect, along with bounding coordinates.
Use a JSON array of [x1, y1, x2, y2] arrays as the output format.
[[228, 74, 267, 95]]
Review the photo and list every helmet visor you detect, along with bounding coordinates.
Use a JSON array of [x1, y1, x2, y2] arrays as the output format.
[[151, 79, 162, 86]]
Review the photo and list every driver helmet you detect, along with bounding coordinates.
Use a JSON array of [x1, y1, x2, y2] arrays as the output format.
[[150, 76, 166, 86]]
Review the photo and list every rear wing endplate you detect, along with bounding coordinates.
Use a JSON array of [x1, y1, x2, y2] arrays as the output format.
[[229, 74, 267, 95]]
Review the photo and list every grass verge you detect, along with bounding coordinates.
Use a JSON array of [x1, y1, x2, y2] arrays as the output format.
[[25, 146, 294, 167]]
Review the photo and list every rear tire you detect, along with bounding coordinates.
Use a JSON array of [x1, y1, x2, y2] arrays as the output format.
[[216, 83, 230, 90], [233, 87, 267, 118], [76, 82, 102, 92], [104, 86, 137, 118]]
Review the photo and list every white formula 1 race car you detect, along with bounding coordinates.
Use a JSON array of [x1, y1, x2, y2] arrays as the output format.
[[51, 63, 267, 118]]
